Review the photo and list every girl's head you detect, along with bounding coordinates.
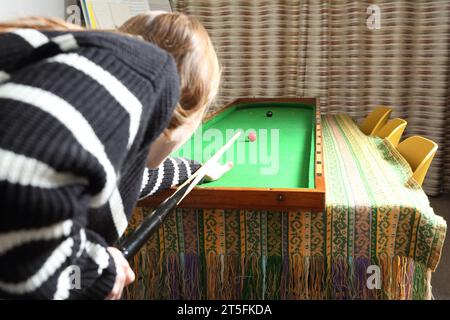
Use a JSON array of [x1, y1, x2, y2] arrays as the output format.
[[119, 12, 221, 167]]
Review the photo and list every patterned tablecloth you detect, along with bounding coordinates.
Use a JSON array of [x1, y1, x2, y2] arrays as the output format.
[[125, 114, 447, 300]]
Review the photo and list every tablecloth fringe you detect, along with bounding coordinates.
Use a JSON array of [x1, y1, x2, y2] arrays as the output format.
[[124, 252, 430, 300]]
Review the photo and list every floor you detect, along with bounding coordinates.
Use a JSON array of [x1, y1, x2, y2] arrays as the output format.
[[429, 193, 450, 300]]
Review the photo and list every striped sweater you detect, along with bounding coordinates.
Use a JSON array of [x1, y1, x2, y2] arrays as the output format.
[[0, 29, 200, 299]]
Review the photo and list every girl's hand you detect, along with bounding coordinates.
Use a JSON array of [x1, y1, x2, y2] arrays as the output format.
[[106, 247, 135, 300], [204, 161, 234, 182]]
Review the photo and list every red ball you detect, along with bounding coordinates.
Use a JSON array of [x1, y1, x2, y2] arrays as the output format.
[[248, 132, 257, 142]]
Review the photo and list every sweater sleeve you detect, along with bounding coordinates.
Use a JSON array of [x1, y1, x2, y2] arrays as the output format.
[[139, 157, 201, 199], [0, 30, 180, 299]]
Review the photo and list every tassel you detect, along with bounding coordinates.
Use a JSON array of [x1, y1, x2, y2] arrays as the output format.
[[331, 257, 349, 299], [143, 250, 159, 299], [165, 253, 181, 299], [280, 255, 289, 299], [205, 252, 222, 299], [222, 254, 240, 300], [242, 255, 262, 299], [413, 261, 427, 300], [183, 253, 201, 299], [309, 256, 325, 299], [288, 254, 300, 299], [353, 257, 370, 299], [379, 254, 392, 299], [265, 256, 282, 299]]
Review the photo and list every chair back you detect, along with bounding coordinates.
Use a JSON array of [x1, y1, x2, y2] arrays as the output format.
[[359, 106, 393, 136], [376, 118, 407, 147], [397, 136, 438, 186]]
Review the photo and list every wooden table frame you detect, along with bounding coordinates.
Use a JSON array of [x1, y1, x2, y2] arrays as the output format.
[[138, 97, 326, 211]]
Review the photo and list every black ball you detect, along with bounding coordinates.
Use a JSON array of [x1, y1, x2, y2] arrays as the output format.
[[266, 111, 273, 117]]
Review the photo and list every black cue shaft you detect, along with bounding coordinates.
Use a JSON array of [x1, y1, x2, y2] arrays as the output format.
[[119, 183, 190, 260]]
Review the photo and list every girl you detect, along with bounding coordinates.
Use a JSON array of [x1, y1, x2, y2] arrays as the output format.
[[0, 13, 231, 299]]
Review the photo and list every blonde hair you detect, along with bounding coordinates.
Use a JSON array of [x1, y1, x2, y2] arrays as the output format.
[[119, 13, 221, 130], [0, 16, 83, 32], [0, 13, 221, 132]]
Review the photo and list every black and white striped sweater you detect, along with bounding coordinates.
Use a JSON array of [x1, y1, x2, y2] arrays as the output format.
[[0, 29, 200, 299]]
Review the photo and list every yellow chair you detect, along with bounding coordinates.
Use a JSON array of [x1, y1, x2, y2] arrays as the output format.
[[376, 118, 407, 147], [397, 136, 438, 186], [359, 106, 393, 136]]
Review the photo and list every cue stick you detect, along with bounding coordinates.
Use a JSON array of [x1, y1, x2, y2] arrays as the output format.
[[119, 131, 241, 260]]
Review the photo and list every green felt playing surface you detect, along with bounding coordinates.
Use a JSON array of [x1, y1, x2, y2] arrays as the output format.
[[172, 101, 316, 189]]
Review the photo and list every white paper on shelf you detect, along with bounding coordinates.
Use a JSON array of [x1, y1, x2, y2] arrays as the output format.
[[110, 4, 133, 27], [148, 0, 173, 12], [122, 0, 151, 16], [90, 1, 111, 28], [86, 0, 150, 29]]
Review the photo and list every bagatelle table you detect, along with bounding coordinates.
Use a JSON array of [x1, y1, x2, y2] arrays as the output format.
[[126, 112, 446, 300], [138, 98, 325, 211]]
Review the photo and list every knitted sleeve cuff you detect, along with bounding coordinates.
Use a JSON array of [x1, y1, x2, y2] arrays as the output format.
[[139, 157, 202, 199]]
